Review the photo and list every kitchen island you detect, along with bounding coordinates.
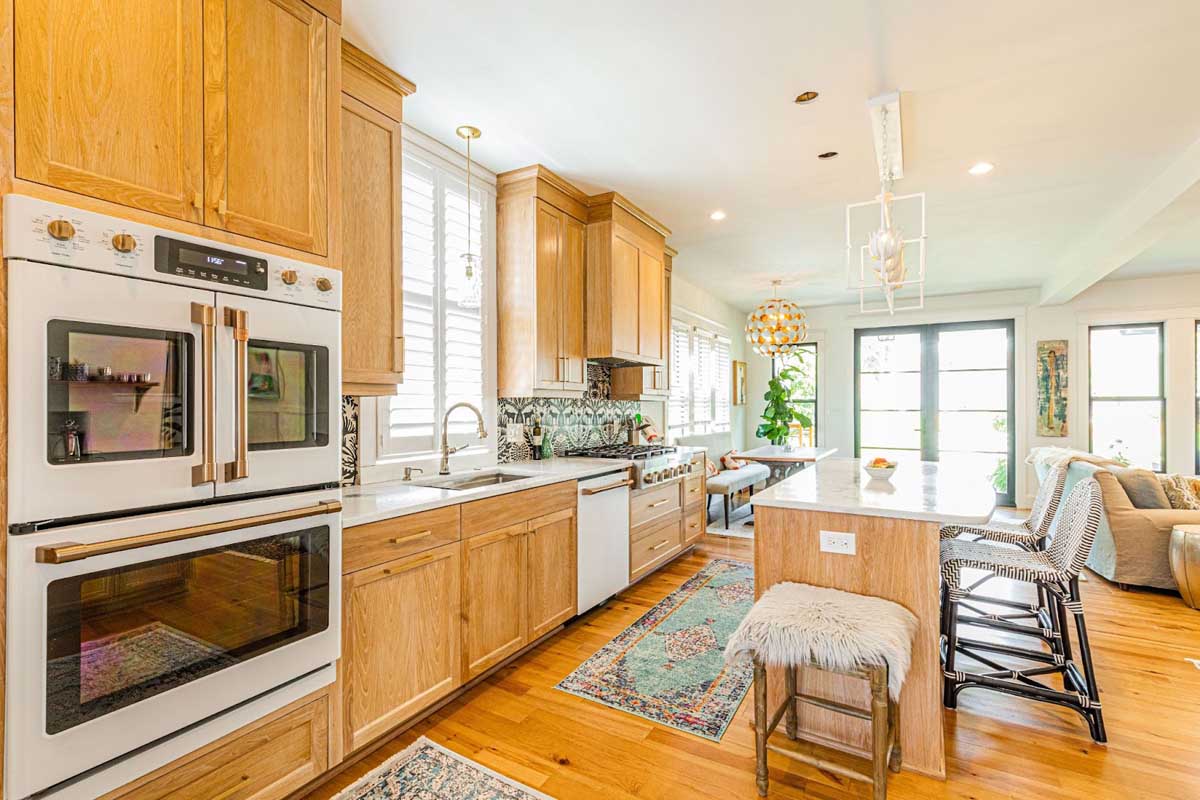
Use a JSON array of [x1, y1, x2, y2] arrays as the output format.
[[749, 457, 996, 779]]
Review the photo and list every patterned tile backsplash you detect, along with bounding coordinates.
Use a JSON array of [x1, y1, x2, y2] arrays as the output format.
[[341, 395, 359, 486]]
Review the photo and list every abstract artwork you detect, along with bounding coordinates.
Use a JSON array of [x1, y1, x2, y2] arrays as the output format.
[[1036, 339, 1068, 437]]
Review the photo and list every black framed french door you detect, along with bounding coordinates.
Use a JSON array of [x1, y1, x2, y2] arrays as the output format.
[[854, 319, 1016, 506]]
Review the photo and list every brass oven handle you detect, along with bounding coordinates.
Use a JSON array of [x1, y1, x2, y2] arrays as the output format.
[[223, 307, 249, 482], [35, 501, 342, 564], [191, 302, 217, 486], [581, 479, 633, 495]]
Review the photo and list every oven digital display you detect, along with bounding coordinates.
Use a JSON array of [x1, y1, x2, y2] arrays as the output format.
[[154, 236, 268, 290]]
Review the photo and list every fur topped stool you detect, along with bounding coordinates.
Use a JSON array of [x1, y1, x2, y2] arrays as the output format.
[[726, 582, 918, 799]]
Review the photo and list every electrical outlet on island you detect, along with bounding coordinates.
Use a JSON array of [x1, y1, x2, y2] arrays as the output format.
[[819, 530, 857, 556]]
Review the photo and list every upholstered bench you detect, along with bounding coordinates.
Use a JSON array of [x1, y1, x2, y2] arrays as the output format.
[[707, 462, 770, 528]]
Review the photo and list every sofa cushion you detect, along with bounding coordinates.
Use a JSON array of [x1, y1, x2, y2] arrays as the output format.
[[1159, 474, 1200, 510], [706, 462, 770, 494], [1110, 467, 1171, 509]]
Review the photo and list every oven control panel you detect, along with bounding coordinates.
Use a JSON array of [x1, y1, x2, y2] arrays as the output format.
[[1, 194, 341, 311]]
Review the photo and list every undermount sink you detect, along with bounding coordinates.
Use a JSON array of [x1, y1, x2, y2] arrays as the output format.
[[420, 470, 535, 491]]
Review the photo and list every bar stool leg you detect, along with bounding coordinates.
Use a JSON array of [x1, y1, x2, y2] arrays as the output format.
[[887, 691, 902, 773], [784, 665, 798, 739], [942, 585, 961, 709], [754, 658, 769, 796], [870, 666, 889, 800]]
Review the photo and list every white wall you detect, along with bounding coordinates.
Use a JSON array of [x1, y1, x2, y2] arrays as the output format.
[[742, 273, 1200, 507]]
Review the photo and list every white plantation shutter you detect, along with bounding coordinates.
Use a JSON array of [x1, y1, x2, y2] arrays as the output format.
[[668, 322, 690, 431], [442, 175, 485, 437], [693, 330, 714, 431], [668, 321, 732, 437], [714, 335, 731, 431]]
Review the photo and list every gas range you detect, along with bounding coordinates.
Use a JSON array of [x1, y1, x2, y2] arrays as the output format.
[[567, 444, 696, 490]]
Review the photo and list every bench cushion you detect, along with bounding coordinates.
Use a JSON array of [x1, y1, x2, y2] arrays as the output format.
[[706, 462, 770, 494]]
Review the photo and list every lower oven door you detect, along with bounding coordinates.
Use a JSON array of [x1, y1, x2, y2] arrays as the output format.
[[4, 490, 341, 800]]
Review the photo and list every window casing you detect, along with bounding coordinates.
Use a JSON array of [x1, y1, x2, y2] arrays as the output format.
[[668, 321, 731, 436], [1089, 323, 1165, 471]]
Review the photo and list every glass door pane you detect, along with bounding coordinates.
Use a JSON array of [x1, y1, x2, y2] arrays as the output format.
[[44, 526, 331, 734], [858, 331, 923, 465], [47, 321, 193, 464], [246, 339, 330, 451]]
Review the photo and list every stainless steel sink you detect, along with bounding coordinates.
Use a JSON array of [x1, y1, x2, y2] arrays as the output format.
[[419, 470, 535, 491]]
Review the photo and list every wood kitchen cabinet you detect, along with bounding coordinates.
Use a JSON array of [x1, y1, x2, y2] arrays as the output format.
[[496, 165, 588, 397], [526, 507, 578, 639], [341, 542, 461, 754], [338, 42, 415, 395], [586, 193, 671, 366], [611, 245, 675, 400], [461, 523, 528, 679]]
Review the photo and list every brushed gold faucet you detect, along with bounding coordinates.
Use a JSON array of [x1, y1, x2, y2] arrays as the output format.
[[439, 402, 488, 475]]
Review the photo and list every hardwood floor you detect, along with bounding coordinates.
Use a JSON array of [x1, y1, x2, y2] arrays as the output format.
[[299, 534, 1200, 800]]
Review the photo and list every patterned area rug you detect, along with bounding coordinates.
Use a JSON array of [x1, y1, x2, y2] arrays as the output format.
[[556, 558, 755, 740], [332, 737, 551, 799]]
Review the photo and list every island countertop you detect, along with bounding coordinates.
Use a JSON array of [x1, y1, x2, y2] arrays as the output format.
[[749, 456, 995, 525]]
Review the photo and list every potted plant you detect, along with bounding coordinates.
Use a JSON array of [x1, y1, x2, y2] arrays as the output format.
[[756, 367, 812, 445]]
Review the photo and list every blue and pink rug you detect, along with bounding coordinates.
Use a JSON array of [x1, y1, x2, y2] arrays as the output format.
[[556, 558, 755, 740]]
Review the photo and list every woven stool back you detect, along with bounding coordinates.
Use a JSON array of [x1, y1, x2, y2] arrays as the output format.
[[1028, 463, 1069, 537], [1046, 477, 1103, 578]]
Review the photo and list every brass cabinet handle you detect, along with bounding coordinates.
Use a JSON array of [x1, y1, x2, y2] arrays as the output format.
[[647, 499, 670, 508], [390, 530, 433, 545], [650, 538, 671, 551], [223, 307, 250, 482], [581, 479, 633, 495], [191, 303, 217, 486], [191, 191, 203, 210], [35, 501, 342, 564]]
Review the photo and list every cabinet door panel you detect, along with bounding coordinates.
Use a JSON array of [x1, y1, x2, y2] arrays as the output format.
[[612, 233, 641, 358], [560, 215, 587, 390], [638, 249, 664, 362], [462, 524, 527, 679], [534, 201, 562, 390], [340, 94, 403, 393], [206, 0, 328, 255], [527, 508, 577, 639], [14, 0, 204, 221], [342, 544, 460, 754]]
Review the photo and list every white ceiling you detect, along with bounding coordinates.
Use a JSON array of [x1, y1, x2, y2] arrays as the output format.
[[345, 0, 1200, 312]]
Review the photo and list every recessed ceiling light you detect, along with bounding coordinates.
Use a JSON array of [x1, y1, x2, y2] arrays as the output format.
[[709, 210, 727, 221], [818, 151, 839, 160], [968, 161, 995, 175], [794, 91, 820, 105]]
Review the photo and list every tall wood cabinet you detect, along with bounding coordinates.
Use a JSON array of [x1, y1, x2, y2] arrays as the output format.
[[611, 245, 676, 400], [12, 0, 338, 258], [338, 42, 415, 395], [496, 165, 588, 397], [586, 193, 671, 366]]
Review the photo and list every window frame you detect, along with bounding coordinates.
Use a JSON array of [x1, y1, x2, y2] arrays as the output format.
[[772, 342, 818, 445], [1088, 321, 1166, 472], [668, 320, 732, 437]]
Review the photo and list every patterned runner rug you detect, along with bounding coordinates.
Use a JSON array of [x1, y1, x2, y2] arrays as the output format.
[[332, 737, 551, 799], [556, 558, 755, 740]]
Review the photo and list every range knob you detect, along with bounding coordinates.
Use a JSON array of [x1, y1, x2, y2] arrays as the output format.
[[315, 276, 333, 292], [111, 233, 137, 253], [47, 219, 76, 241], [280, 269, 299, 285]]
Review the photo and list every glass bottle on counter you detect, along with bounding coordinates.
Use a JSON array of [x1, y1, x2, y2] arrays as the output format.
[[531, 416, 544, 460]]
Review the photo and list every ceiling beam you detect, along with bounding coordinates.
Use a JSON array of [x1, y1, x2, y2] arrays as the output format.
[[1039, 134, 1200, 306]]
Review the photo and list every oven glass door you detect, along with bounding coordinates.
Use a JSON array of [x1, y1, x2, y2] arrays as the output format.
[[43, 525, 331, 735], [215, 293, 340, 497]]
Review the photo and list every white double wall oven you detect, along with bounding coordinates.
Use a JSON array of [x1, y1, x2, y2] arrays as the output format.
[[3, 195, 344, 800]]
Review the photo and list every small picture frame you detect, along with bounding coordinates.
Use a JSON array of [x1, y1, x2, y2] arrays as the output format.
[[732, 360, 748, 406]]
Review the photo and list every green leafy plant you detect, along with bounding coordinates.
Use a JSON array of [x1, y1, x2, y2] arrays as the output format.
[[756, 367, 813, 445]]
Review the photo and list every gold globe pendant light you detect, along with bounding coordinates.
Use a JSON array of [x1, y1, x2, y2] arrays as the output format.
[[745, 280, 808, 357]]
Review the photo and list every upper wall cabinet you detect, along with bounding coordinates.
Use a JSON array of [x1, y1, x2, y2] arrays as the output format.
[[14, 0, 206, 221], [496, 165, 588, 397], [586, 193, 671, 367], [611, 246, 675, 400], [339, 42, 415, 396], [12, 0, 338, 258]]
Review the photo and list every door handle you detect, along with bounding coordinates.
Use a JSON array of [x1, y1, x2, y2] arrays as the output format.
[[191, 303, 216, 486], [581, 479, 633, 495], [224, 307, 250, 482], [35, 501, 342, 564]]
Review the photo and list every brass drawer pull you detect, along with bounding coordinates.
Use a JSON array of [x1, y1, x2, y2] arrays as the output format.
[[582, 479, 633, 495], [390, 530, 433, 545], [650, 539, 671, 551], [647, 499, 670, 508]]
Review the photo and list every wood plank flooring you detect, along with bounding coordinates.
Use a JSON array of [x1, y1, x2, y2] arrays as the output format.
[[298, 534, 1200, 800]]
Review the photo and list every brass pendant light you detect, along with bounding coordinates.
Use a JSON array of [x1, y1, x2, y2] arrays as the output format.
[[456, 125, 482, 309], [745, 280, 808, 358]]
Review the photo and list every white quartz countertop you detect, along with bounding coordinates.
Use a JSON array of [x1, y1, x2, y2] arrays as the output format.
[[342, 457, 634, 527], [749, 457, 995, 524]]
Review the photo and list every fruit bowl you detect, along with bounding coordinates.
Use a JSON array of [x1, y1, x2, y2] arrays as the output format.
[[863, 459, 897, 481]]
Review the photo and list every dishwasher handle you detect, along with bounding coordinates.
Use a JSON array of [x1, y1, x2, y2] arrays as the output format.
[[581, 478, 633, 496]]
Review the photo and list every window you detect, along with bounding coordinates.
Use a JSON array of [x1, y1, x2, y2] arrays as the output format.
[[668, 321, 731, 436], [1089, 323, 1164, 471], [773, 343, 817, 443], [379, 147, 490, 458], [855, 320, 1015, 505]]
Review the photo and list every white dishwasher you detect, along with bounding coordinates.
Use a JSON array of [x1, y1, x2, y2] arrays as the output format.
[[576, 470, 632, 613]]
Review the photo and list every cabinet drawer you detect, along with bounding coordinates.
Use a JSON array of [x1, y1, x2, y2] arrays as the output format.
[[343, 505, 460, 573], [630, 481, 682, 529], [683, 473, 704, 506], [631, 517, 683, 579], [683, 505, 705, 545], [461, 481, 576, 538]]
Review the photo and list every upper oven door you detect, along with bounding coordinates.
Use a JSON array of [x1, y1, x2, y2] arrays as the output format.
[[214, 292, 340, 498], [7, 259, 218, 526]]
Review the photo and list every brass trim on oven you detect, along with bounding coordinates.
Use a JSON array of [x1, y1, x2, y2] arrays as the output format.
[[191, 302, 217, 486], [35, 500, 342, 564], [223, 307, 250, 482]]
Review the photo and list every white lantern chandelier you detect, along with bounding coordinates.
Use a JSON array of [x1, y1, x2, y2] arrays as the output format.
[[456, 124, 483, 309], [846, 92, 926, 314], [745, 280, 809, 357]]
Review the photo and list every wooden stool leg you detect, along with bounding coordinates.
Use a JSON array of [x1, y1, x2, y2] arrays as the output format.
[[870, 666, 889, 800], [784, 665, 798, 739], [754, 659, 769, 796], [888, 692, 902, 773]]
